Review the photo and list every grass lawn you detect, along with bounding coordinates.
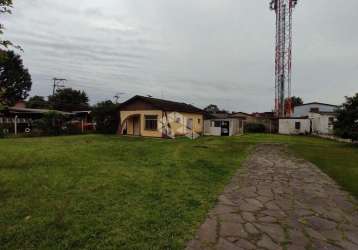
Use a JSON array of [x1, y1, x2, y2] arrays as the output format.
[[0, 134, 357, 249], [0, 135, 253, 250]]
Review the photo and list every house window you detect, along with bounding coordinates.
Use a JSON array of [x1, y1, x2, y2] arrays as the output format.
[[198, 118, 201, 124], [295, 121, 301, 130], [176, 117, 181, 123], [145, 115, 158, 130], [310, 107, 319, 113]]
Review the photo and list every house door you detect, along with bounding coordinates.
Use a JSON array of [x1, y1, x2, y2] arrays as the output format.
[[187, 118, 193, 130], [221, 121, 230, 136], [133, 116, 140, 136]]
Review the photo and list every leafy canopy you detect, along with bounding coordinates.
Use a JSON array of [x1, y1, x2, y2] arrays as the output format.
[[92, 100, 120, 134], [26, 95, 49, 109], [334, 93, 358, 141], [48, 88, 89, 112], [0, 50, 32, 106], [0, 0, 20, 49]]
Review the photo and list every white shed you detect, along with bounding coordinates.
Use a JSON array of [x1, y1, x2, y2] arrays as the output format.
[[279, 118, 311, 135], [204, 118, 243, 136]]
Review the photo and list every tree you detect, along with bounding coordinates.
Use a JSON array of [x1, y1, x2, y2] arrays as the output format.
[[33, 111, 67, 136], [0, 50, 32, 106], [1, 0, 20, 50], [204, 104, 220, 114], [92, 100, 120, 134], [290, 96, 304, 107], [27, 96, 49, 109], [48, 88, 89, 112], [334, 93, 358, 141]]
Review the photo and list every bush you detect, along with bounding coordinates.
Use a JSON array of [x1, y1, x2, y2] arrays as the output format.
[[92, 100, 120, 134], [32, 111, 67, 136], [244, 123, 266, 133], [0, 124, 12, 138]]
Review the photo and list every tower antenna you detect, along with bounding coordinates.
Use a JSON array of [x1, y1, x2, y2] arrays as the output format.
[[270, 0, 298, 117]]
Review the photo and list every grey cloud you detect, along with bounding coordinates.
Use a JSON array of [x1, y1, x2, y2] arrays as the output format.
[[2, 0, 357, 111]]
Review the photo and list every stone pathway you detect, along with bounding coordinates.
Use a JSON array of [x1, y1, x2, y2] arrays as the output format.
[[186, 144, 358, 250]]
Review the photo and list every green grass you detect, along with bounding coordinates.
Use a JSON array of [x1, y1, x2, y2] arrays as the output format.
[[0, 135, 253, 250], [1, 134, 357, 250]]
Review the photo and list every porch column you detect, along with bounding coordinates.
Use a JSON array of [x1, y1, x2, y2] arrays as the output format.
[[14, 115, 18, 135]]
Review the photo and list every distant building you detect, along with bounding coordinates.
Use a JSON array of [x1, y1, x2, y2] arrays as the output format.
[[279, 102, 338, 135], [293, 102, 338, 117]]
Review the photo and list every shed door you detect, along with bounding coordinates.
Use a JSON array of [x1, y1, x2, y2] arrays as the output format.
[[221, 121, 230, 136]]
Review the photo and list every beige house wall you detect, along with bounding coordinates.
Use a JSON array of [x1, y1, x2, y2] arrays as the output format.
[[120, 110, 203, 138], [121, 110, 163, 137]]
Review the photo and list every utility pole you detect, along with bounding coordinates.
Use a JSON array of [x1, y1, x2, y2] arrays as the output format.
[[52, 78, 67, 95]]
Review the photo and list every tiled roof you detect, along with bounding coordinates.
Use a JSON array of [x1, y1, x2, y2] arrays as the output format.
[[120, 95, 204, 114]]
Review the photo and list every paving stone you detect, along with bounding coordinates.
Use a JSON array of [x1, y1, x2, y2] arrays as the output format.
[[257, 234, 282, 250], [214, 204, 237, 215], [219, 213, 245, 224], [338, 240, 358, 250], [288, 229, 310, 248], [242, 212, 256, 222], [254, 223, 286, 243], [217, 238, 244, 250], [345, 231, 358, 245], [258, 216, 277, 223], [186, 145, 358, 250], [310, 239, 342, 250], [220, 222, 248, 238], [244, 223, 260, 235], [305, 216, 337, 231], [197, 218, 217, 244], [305, 227, 326, 241], [235, 239, 256, 249]]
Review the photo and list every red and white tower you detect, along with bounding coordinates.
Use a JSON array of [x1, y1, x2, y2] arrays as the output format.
[[270, 0, 298, 117]]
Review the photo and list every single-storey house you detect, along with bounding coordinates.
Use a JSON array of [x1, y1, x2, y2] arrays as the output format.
[[279, 102, 338, 135], [118, 95, 204, 138]]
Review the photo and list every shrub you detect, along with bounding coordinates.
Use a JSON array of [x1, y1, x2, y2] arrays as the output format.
[[32, 111, 67, 136], [244, 123, 266, 133], [92, 100, 120, 134]]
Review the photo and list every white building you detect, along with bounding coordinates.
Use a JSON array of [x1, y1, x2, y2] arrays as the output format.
[[293, 102, 338, 117], [309, 112, 336, 135], [279, 102, 338, 136], [279, 118, 311, 135], [204, 112, 245, 136]]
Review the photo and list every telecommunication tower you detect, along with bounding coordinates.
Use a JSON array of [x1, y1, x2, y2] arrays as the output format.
[[270, 0, 298, 117]]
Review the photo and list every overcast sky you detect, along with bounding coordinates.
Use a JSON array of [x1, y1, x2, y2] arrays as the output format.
[[2, 0, 358, 112]]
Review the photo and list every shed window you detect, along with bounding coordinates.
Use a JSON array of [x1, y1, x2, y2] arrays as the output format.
[[145, 115, 158, 130], [310, 107, 319, 113], [214, 121, 221, 127], [198, 118, 201, 124], [328, 117, 334, 126], [295, 122, 301, 130]]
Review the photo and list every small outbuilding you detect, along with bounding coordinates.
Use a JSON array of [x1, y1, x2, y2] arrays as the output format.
[[204, 113, 244, 136], [279, 117, 311, 135]]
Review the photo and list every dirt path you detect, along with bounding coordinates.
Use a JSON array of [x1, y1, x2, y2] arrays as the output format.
[[186, 144, 358, 250]]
